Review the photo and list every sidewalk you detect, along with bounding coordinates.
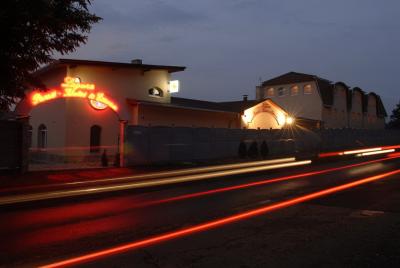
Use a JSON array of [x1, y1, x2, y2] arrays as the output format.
[[0, 166, 176, 191], [0, 158, 246, 191]]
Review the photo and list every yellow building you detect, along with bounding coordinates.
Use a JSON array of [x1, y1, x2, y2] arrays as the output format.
[[16, 59, 292, 166], [256, 72, 387, 129]]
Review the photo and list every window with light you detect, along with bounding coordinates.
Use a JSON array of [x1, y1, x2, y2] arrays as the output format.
[[290, 85, 299, 96], [303, 84, 312, 94], [266, 87, 274, 97]]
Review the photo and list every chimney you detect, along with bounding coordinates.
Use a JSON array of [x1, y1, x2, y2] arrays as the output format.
[[243, 94, 248, 102], [131, 59, 142, 64]]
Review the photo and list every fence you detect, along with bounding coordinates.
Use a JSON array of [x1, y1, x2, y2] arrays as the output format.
[[124, 126, 400, 166]]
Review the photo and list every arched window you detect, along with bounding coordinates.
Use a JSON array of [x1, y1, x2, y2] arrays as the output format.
[[277, 87, 286, 97], [266, 87, 274, 97], [303, 84, 312, 94], [90, 125, 102, 153], [290, 85, 299, 96], [148, 87, 164, 97], [37, 124, 47, 149]]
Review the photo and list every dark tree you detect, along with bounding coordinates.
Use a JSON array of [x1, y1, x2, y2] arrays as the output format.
[[388, 101, 400, 129], [260, 140, 269, 159], [0, 0, 101, 110], [238, 141, 247, 159], [248, 141, 259, 159]]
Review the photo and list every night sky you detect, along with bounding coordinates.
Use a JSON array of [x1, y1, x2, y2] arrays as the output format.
[[63, 0, 400, 114]]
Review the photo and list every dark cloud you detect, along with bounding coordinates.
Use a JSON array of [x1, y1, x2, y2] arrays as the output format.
[[63, 0, 400, 114]]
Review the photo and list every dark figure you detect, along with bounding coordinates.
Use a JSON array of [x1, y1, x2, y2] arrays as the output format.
[[260, 140, 269, 159], [248, 141, 259, 159], [238, 141, 247, 159], [101, 149, 108, 167]]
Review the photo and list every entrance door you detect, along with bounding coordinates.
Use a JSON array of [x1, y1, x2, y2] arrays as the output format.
[[90, 125, 102, 153]]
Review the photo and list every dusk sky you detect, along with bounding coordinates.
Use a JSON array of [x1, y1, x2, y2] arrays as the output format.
[[64, 0, 400, 113]]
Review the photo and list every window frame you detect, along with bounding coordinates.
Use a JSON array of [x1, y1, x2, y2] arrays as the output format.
[[277, 87, 286, 97], [303, 84, 312, 94], [290, 85, 299, 96], [148, 87, 164, 98]]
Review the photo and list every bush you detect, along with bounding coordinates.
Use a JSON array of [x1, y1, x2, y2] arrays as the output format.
[[238, 141, 247, 159], [260, 140, 269, 159], [248, 141, 259, 159]]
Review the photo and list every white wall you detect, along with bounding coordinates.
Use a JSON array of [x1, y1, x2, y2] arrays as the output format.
[[259, 81, 323, 121]]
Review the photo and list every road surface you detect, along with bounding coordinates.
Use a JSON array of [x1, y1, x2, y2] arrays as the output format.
[[1, 155, 400, 267]]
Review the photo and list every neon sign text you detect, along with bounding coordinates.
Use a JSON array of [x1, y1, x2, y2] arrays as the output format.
[[30, 77, 118, 111]]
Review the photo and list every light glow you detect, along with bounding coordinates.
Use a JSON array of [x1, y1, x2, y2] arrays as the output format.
[[286, 116, 294, 125], [356, 149, 395, 157], [342, 147, 382, 155], [276, 113, 286, 126], [30, 77, 118, 111], [169, 80, 180, 93], [41, 168, 400, 268]]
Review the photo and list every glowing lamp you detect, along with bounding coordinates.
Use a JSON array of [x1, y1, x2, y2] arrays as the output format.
[[276, 113, 286, 126], [286, 117, 294, 125], [169, 80, 180, 93], [89, 100, 108, 110]]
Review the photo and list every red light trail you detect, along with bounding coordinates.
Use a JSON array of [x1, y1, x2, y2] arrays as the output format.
[[41, 168, 400, 268], [317, 144, 400, 158], [130, 155, 400, 207]]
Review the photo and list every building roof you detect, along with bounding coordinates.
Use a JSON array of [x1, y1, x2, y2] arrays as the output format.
[[35, 58, 186, 75], [261, 72, 387, 117], [128, 97, 267, 114], [261, 72, 334, 106], [369, 92, 388, 117], [171, 97, 264, 113]]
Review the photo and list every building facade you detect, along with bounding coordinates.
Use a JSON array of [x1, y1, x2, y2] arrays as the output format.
[[256, 72, 387, 129], [16, 59, 292, 166]]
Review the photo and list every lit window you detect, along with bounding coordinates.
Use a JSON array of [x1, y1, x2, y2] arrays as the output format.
[[303, 84, 312, 94], [38, 124, 47, 149], [290, 85, 299, 96], [266, 88, 274, 97], [149, 87, 163, 97], [277, 87, 286, 97]]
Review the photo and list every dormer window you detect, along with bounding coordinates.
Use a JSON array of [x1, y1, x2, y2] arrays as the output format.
[[277, 87, 286, 97], [303, 84, 312, 94], [266, 87, 274, 97], [290, 85, 299, 96], [149, 87, 163, 97]]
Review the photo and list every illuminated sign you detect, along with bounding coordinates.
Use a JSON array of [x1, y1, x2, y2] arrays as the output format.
[[169, 80, 180, 93], [30, 77, 118, 111]]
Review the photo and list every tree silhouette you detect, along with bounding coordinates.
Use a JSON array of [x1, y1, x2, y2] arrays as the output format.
[[0, 0, 101, 110], [388, 101, 400, 129]]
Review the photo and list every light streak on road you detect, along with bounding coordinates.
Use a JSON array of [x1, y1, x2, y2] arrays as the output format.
[[318, 146, 390, 158], [52, 157, 296, 187], [0, 159, 309, 206], [6, 154, 400, 231], [342, 147, 382, 155], [356, 149, 395, 157], [140, 155, 400, 207], [40, 168, 400, 268]]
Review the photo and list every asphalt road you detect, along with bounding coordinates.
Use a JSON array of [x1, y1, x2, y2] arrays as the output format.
[[1, 156, 400, 267]]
